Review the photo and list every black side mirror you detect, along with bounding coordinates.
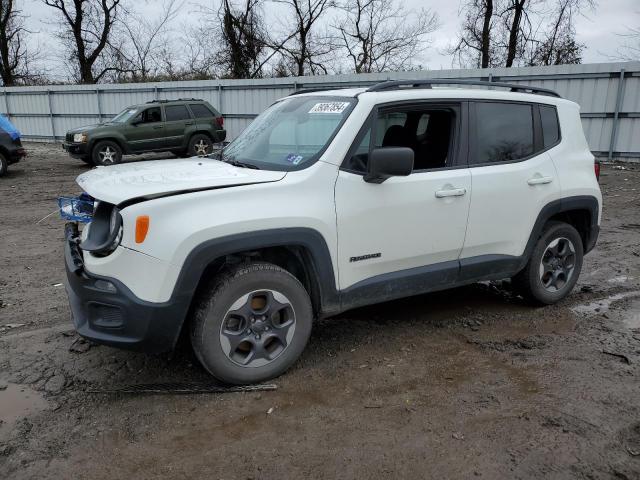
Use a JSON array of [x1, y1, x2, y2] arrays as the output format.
[[364, 147, 414, 184]]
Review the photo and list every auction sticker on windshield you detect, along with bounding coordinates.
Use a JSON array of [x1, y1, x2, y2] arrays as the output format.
[[308, 102, 350, 114]]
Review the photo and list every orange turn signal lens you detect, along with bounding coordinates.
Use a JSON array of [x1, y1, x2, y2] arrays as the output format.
[[135, 215, 150, 244]]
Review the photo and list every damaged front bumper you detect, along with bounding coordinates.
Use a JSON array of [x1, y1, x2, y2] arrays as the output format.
[[63, 223, 185, 354]]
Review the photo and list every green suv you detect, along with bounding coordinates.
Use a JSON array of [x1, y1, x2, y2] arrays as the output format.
[[63, 99, 226, 166]]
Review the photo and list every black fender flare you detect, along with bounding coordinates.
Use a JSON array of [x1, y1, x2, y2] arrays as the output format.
[[166, 228, 340, 344], [519, 195, 600, 270]]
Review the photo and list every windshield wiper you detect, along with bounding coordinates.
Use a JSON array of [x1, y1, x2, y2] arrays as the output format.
[[221, 157, 260, 170]]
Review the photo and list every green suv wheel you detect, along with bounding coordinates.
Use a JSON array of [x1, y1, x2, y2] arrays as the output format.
[[188, 134, 214, 157], [92, 140, 123, 166]]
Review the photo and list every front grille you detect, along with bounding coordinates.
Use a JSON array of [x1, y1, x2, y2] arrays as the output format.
[[66, 133, 74, 143]]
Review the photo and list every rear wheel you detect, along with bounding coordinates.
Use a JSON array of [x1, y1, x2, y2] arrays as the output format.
[[190, 262, 313, 384], [188, 134, 213, 157], [92, 140, 123, 166], [512, 221, 583, 305], [0, 153, 7, 176]]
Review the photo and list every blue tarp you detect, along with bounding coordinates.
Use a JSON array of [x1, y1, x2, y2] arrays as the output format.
[[0, 115, 20, 140]]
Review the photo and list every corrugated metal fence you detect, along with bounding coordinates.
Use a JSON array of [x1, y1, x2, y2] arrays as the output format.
[[1, 61, 638, 161]]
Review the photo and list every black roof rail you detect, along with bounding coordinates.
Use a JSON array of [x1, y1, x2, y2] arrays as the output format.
[[288, 86, 353, 96], [145, 98, 204, 104], [366, 79, 561, 98]]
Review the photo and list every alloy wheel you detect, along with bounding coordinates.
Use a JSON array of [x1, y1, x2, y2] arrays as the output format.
[[219, 290, 296, 368], [539, 237, 576, 292], [194, 139, 210, 156], [98, 146, 117, 164]]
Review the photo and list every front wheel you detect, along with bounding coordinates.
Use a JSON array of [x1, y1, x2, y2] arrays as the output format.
[[512, 221, 584, 305], [190, 262, 313, 384], [92, 140, 123, 166]]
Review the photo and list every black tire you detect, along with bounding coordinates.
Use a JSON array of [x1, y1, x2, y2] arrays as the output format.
[[188, 133, 214, 157], [512, 221, 584, 305], [91, 140, 123, 166], [190, 262, 313, 385], [0, 153, 7, 177]]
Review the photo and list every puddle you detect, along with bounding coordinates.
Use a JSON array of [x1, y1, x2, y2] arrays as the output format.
[[0, 383, 49, 438], [571, 291, 640, 316], [621, 298, 640, 330], [607, 276, 634, 284]]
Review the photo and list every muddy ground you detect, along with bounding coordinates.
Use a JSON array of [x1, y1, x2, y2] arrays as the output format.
[[1, 143, 639, 479]]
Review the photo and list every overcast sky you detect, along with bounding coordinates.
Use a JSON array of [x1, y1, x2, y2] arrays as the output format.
[[22, 0, 640, 80]]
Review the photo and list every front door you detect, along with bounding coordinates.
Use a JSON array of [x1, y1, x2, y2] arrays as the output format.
[[335, 103, 471, 294], [124, 106, 165, 152]]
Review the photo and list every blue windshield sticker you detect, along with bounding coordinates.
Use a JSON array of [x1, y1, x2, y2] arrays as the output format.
[[285, 153, 304, 165]]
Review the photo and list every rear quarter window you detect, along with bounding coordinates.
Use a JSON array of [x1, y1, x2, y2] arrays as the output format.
[[540, 105, 560, 148], [190, 104, 216, 118]]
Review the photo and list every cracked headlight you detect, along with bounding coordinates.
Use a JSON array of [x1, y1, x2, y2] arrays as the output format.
[[79, 202, 123, 256]]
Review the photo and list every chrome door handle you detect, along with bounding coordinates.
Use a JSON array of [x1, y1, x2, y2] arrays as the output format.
[[527, 176, 553, 185], [435, 187, 467, 198], [153, 125, 164, 129]]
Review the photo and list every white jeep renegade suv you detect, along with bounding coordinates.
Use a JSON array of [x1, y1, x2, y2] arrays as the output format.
[[64, 80, 602, 384]]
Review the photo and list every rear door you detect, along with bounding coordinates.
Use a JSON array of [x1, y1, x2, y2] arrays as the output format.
[[189, 103, 220, 138], [163, 104, 194, 148], [460, 101, 562, 271]]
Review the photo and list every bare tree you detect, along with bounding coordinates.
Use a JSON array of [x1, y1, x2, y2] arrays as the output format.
[[218, 0, 268, 78], [0, 0, 41, 85], [502, 0, 530, 67], [271, 0, 335, 76], [451, 0, 592, 68], [116, 0, 181, 82], [526, 0, 593, 65], [335, 0, 438, 73], [42, 0, 123, 83], [449, 0, 497, 68]]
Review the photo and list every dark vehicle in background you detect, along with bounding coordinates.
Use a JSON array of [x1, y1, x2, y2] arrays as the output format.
[[0, 114, 26, 177], [63, 99, 226, 166]]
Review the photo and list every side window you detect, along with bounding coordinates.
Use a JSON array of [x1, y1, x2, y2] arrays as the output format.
[[190, 104, 215, 118], [474, 102, 534, 163], [344, 106, 456, 172], [540, 105, 560, 148], [135, 107, 162, 124], [165, 105, 192, 121]]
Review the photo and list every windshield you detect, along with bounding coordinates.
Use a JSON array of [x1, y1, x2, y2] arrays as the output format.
[[110, 107, 139, 123], [223, 96, 356, 170]]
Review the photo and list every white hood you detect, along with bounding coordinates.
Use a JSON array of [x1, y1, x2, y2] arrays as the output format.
[[76, 158, 286, 205]]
